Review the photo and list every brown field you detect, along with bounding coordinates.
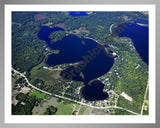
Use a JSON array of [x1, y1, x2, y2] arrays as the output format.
[[20, 86, 31, 94], [91, 108, 109, 115], [37, 70, 61, 84], [32, 96, 58, 115], [12, 77, 17, 88]]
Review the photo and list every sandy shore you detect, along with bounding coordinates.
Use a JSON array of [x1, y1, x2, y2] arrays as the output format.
[[136, 23, 148, 27]]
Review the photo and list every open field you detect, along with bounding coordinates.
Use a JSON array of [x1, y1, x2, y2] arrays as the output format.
[[31, 90, 46, 99], [91, 108, 108, 115], [20, 86, 31, 94], [29, 63, 65, 94], [55, 100, 74, 115], [78, 106, 92, 115], [32, 96, 58, 115], [29, 64, 62, 85], [12, 77, 17, 88]]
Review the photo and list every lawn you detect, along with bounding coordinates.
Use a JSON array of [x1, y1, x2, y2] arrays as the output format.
[[31, 90, 46, 100]]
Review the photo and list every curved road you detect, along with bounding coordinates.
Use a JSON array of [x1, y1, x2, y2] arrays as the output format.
[[12, 67, 139, 115]]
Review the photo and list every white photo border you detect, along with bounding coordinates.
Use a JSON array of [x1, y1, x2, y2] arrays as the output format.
[[5, 4, 156, 123]]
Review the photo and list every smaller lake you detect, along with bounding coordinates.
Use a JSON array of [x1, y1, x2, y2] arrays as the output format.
[[81, 80, 109, 101], [117, 19, 149, 65], [68, 11, 89, 17], [38, 26, 65, 44]]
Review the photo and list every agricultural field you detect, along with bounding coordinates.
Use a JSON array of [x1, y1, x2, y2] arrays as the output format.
[[32, 96, 58, 115], [31, 90, 46, 100]]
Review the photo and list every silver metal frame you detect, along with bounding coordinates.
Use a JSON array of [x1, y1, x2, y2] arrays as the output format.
[[0, 0, 159, 127]]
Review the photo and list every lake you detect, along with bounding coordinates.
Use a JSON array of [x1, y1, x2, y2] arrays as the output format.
[[118, 19, 149, 65], [68, 11, 89, 17], [81, 80, 109, 101], [38, 26, 65, 44], [38, 26, 114, 101]]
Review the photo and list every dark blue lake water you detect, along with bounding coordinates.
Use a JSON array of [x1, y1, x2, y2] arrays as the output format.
[[69, 11, 89, 17], [134, 18, 149, 24], [38, 26, 65, 44], [118, 19, 149, 65], [82, 80, 109, 101], [38, 26, 114, 100]]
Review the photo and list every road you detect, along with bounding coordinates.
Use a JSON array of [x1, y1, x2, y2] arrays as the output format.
[[12, 67, 139, 115], [109, 23, 114, 34], [12, 68, 52, 96], [43, 66, 62, 71], [140, 81, 149, 115]]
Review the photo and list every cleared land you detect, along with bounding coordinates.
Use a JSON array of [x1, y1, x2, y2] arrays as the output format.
[[29, 64, 62, 84], [31, 90, 46, 99], [32, 96, 58, 115], [55, 100, 74, 115], [78, 106, 92, 115]]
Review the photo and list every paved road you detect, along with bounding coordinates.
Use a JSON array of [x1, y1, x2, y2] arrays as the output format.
[[12, 68, 52, 95], [12, 67, 139, 115]]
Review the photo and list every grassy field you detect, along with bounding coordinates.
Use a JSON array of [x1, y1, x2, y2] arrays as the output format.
[[78, 105, 86, 115], [78, 106, 92, 115], [117, 96, 141, 113], [29, 64, 61, 85], [91, 108, 108, 115], [55, 100, 74, 115], [83, 108, 92, 115], [112, 108, 135, 115], [12, 77, 17, 88], [31, 90, 46, 100], [32, 96, 58, 115], [28, 63, 65, 94]]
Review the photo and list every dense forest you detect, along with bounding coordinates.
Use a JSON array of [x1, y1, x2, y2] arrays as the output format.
[[12, 11, 148, 74]]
